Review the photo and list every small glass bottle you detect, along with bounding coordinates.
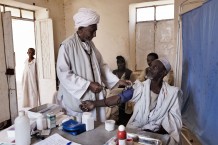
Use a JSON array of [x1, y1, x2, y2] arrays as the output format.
[[117, 125, 127, 145]]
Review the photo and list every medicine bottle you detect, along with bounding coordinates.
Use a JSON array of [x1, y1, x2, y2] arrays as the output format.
[[117, 125, 127, 145], [37, 115, 47, 130]]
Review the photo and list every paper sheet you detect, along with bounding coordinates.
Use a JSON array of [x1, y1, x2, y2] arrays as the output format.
[[34, 133, 81, 145], [0, 125, 15, 144]]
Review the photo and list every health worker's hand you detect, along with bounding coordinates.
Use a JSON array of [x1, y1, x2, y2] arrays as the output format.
[[89, 82, 103, 93], [79, 100, 95, 112], [118, 80, 132, 87]]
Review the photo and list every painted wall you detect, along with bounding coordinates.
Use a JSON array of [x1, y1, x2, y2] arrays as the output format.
[[14, 0, 66, 60], [63, 0, 153, 70]]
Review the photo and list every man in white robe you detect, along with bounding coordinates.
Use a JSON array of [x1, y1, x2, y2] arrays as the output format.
[[22, 48, 39, 108], [80, 58, 182, 144], [127, 79, 182, 145], [56, 8, 127, 122]]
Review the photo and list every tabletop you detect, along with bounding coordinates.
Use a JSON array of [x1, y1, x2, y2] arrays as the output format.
[[31, 123, 169, 145]]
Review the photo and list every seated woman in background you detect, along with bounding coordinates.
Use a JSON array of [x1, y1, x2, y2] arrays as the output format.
[[107, 56, 133, 125], [112, 55, 133, 83]]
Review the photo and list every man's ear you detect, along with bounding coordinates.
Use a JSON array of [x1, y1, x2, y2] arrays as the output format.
[[161, 70, 167, 78], [77, 27, 84, 36]]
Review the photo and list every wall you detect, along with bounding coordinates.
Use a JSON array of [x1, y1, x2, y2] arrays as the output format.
[[63, 0, 154, 70], [13, 0, 66, 60]]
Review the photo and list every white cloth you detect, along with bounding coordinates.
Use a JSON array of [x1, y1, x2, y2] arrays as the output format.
[[56, 33, 119, 122], [73, 8, 100, 29], [127, 79, 182, 145], [158, 58, 171, 73], [149, 91, 158, 111], [22, 59, 39, 108]]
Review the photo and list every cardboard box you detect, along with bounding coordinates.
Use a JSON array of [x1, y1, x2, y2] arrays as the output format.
[[27, 104, 62, 119]]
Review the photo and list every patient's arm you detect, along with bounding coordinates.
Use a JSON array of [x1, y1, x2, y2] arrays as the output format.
[[79, 87, 134, 112], [79, 95, 120, 112]]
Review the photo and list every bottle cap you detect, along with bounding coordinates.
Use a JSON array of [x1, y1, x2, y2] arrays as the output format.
[[118, 125, 125, 131]]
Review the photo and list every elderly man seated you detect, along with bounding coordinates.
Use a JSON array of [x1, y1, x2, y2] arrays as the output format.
[[80, 58, 183, 145]]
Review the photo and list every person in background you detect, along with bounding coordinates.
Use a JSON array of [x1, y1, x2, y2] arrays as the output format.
[[22, 48, 40, 108], [112, 55, 133, 83], [112, 55, 133, 125], [56, 8, 128, 122], [138, 52, 158, 82], [80, 58, 182, 145]]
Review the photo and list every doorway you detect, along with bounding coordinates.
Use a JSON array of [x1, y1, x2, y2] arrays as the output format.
[[12, 19, 35, 111], [0, 2, 56, 125]]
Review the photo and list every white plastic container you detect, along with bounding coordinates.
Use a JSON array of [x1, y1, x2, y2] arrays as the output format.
[[82, 112, 94, 131], [105, 120, 115, 131], [15, 111, 31, 145], [36, 115, 47, 130]]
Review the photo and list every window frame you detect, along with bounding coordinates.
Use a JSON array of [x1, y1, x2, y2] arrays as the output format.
[[136, 4, 174, 23], [0, 4, 35, 21]]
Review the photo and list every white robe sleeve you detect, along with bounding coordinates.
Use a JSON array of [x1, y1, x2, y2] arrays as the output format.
[[57, 45, 90, 100], [94, 48, 119, 89], [162, 89, 183, 145]]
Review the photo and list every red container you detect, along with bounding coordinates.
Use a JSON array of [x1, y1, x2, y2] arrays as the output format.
[[117, 125, 127, 145]]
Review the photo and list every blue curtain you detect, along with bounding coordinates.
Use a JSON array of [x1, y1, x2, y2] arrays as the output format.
[[182, 0, 218, 144]]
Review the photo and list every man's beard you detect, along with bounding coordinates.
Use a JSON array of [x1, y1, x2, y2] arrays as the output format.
[[146, 73, 153, 80]]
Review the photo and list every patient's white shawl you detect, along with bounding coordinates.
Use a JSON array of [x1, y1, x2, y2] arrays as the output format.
[[127, 79, 182, 145]]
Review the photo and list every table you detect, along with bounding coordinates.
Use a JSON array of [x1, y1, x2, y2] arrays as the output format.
[[32, 123, 169, 145]]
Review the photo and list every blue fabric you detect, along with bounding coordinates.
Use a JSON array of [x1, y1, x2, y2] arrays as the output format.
[[119, 87, 134, 103], [182, 0, 218, 144]]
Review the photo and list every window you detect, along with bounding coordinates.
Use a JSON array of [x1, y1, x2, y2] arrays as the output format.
[[0, 4, 34, 21], [137, 7, 154, 22], [0, 5, 3, 12], [136, 4, 174, 22], [5, 7, 20, 17], [156, 5, 174, 20], [21, 10, 34, 19]]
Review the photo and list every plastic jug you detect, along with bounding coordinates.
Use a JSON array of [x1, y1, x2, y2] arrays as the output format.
[[15, 111, 31, 145]]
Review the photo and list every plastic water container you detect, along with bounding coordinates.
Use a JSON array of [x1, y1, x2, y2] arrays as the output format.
[[15, 111, 31, 145], [82, 112, 94, 131]]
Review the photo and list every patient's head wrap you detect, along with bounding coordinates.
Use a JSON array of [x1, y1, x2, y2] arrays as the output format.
[[158, 58, 171, 73], [73, 8, 100, 29]]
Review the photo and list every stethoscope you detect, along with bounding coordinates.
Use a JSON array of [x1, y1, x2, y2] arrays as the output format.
[[82, 43, 96, 82]]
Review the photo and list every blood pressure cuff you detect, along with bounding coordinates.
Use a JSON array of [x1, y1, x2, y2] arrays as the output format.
[[118, 87, 134, 103]]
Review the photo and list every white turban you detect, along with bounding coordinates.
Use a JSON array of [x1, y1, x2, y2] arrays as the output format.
[[158, 58, 171, 73], [73, 8, 100, 29]]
